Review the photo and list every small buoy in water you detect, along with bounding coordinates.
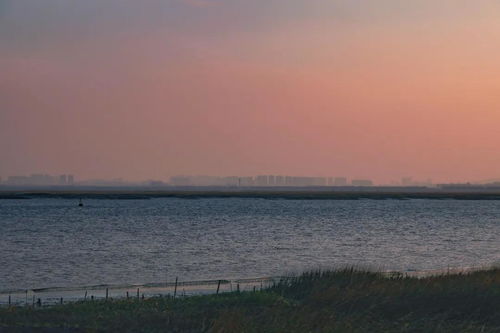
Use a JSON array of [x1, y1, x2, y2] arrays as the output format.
[[78, 199, 84, 207]]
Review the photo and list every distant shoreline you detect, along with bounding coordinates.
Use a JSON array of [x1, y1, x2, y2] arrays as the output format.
[[2, 186, 500, 200]]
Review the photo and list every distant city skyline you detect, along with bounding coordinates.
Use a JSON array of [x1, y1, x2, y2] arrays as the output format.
[[4, 172, 500, 187], [3, 172, 499, 188], [3, 172, 499, 187], [1, 173, 75, 186]]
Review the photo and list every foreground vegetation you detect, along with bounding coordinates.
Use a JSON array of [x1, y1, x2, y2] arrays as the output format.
[[1, 268, 500, 332]]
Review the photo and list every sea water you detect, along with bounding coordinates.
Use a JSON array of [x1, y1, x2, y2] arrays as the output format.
[[1, 198, 499, 292]]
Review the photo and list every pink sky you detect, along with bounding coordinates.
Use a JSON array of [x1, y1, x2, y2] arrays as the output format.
[[1, 0, 500, 183]]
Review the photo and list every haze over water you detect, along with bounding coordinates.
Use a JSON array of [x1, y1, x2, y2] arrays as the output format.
[[2, 1, 500, 183], [1, 197, 499, 291]]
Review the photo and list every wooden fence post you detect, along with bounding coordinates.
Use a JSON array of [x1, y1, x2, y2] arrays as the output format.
[[173, 277, 178, 298], [216, 280, 221, 295]]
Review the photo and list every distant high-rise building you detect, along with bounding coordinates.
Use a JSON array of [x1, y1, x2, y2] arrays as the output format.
[[351, 179, 373, 187], [275, 176, 285, 186], [315, 177, 327, 186], [333, 177, 348, 186], [4, 174, 74, 186], [268, 175, 276, 186], [239, 177, 254, 187], [255, 175, 269, 186], [7, 176, 29, 185], [220, 177, 239, 186], [190, 175, 218, 186], [67, 175, 75, 185]]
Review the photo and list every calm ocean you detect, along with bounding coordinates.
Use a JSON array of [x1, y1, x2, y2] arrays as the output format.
[[1, 198, 499, 291]]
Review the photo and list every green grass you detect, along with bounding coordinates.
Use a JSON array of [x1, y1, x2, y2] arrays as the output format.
[[2, 268, 500, 332]]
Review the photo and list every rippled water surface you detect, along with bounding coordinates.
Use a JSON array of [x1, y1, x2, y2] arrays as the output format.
[[1, 198, 500, 290]]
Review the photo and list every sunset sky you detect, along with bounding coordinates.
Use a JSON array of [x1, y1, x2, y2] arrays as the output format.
[[2, 0, 500, 183]]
